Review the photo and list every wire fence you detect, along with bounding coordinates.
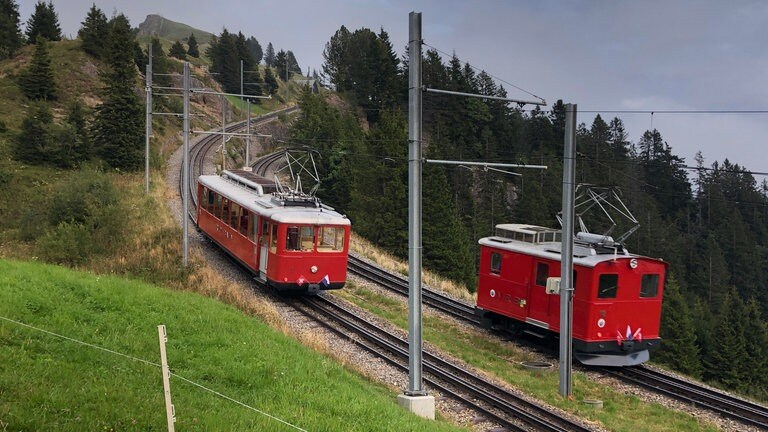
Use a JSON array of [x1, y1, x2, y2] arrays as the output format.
[[0, 315, 308, 432]]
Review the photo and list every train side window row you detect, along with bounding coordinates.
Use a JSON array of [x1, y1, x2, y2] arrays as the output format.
[[201, 187, 251, 237]]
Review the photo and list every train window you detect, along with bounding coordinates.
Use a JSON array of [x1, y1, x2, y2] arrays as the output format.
[[261, 219, 269, 244], [248, 213, 256, 239], [300, 226, 314, 251], [229, 203, 240, 229], [213, 193, 222, 218], [270, 224, 278, 253], [221, 199, 230, 222], [535, 263, 549, 286], [598, 274, 619, 298], [286, 226, 300, 251], [640, 274, 659, 298], [490, 252, 501, 275], [318, 226, 345, 252], [239, 208, 249, 236], [201, 188, 210, 212]]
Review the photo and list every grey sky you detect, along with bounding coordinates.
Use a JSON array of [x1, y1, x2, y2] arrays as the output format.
[[22, 0, 768, 174]]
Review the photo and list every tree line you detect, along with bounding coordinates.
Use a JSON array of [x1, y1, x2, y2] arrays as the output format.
[[293, 24, 768, 400]]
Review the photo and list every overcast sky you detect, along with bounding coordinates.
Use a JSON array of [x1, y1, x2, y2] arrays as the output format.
[[21, 0, 768, 175]]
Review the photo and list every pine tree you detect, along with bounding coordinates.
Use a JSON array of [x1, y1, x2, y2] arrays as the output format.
[[655, 278, 702, 377], [702, 291, 748, 391], [264, 42, 275, 66], [246, 36, 262, 64], [286, 50, 301, 75], [274, 49, 289, 81], [168, 40, 186, 60], [25, 1, 61, 43], [186, 32, 199, 58], [91, 14, 143, 171], [18, 36, 56, 100], [743, 299, 768, 399], [15, 102, 53, 164], [149, 37, 171, 87], [0, 0, 23, 60], [66, 100, 90, 164], [77, 3, 107, 58], [263, 66, 278, 95]]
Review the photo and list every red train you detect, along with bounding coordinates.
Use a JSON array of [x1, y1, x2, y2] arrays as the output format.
[[196, 170, 351, 293], [475, 224, 667, 366]]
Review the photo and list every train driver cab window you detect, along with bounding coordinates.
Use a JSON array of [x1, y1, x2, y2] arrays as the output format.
[[490, 252, 501, 275], [260, 219, 269, 244], [201, 188, 210, 212], [535, 262, 549, 286], [318, 226, 345, 252], [640, 274, 660, 298], [598, 274, 619, 298]]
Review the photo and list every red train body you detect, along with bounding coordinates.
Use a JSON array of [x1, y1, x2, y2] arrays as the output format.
[[476, 224, 667, 366], [196, 170, 351, 293]]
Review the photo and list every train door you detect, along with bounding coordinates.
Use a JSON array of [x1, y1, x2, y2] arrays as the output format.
[[257, 218, 270, 280], [527, 261, 552, 329]]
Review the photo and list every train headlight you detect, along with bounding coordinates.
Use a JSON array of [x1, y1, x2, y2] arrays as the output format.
[[629, 258, 638, 269], [310, 265, 318, 274], [597, 318, 606, 328], [490, 289, 496, 298]]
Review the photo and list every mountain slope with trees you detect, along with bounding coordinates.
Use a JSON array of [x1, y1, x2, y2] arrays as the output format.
[[293, 24, 768, 401]]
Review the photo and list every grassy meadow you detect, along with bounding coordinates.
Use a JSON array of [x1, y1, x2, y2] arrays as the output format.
[[0, 259, 467, 432]]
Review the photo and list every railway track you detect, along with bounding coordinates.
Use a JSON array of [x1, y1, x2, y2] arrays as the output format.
[[289, 293, 592, 432], [346, 256, 768, 429]]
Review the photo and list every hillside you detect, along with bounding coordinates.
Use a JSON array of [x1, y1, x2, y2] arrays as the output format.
[[0, 259, 464, 432], [137, 14, 215, 45]]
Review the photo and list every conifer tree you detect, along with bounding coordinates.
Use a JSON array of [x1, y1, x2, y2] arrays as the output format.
[[15, 102, 53, 164], [246, 36, 262, 64], [264, 42, 275, 67], [168, 40, 186, 60], [91, 14, 143, 171], [25, 1, 61, 43], [77, 3, 107, 58], [702, 291, 748, 390], [743, 299, 768, 399], [186, 32, 199, 58], [19, 36, 56, 100], [286, 50, 301, 75], [655, 278, 702, 377], [66, 100, 90, 163], [0, 0, 23, 60], [263, 66, 278, 95], [274, 49, 289, 81]]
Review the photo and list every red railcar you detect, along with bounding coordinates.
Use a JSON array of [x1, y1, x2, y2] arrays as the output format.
[[476, 224, 667, 366], [196, 170, 351, 293]]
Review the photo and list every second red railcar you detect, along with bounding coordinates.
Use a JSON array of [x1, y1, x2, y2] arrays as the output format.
[[476, 224, 667, 366]]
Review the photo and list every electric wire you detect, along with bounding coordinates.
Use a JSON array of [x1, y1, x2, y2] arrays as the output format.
[[0, 315, 309, 432]]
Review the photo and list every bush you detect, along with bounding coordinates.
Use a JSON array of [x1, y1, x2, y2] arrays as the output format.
[[34, 171, 126, 264]]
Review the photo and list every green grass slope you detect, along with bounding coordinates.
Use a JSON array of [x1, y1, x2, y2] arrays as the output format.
[[0, 260, 465, 431]]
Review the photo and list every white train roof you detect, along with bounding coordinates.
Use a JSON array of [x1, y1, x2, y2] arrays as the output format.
[[480, 224, 664, 268], [198, 174, 351, 227]]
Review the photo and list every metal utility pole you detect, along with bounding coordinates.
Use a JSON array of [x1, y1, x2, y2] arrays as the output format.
[[221, 96, 227, 171], [240, 59, 244, 101], [245, 101, 251, 167], [559, 103, 577, 397], [407, 10, 425, 399], [145, 43, 153, 194], [182, 62, 190, 267]]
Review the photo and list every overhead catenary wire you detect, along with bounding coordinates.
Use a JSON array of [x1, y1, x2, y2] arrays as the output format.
[[0, 315, 309, 432]]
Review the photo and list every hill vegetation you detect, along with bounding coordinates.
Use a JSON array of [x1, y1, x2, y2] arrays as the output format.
[[137, 14, 215, 45]]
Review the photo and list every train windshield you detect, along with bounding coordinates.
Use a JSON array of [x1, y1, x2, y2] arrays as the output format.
[[640, 274, 660, 298], [286, 226, 315, 251], [318, 226, 345, 252]]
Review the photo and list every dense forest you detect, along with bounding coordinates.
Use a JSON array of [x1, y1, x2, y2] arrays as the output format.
[[289, 25, 768, 399]]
